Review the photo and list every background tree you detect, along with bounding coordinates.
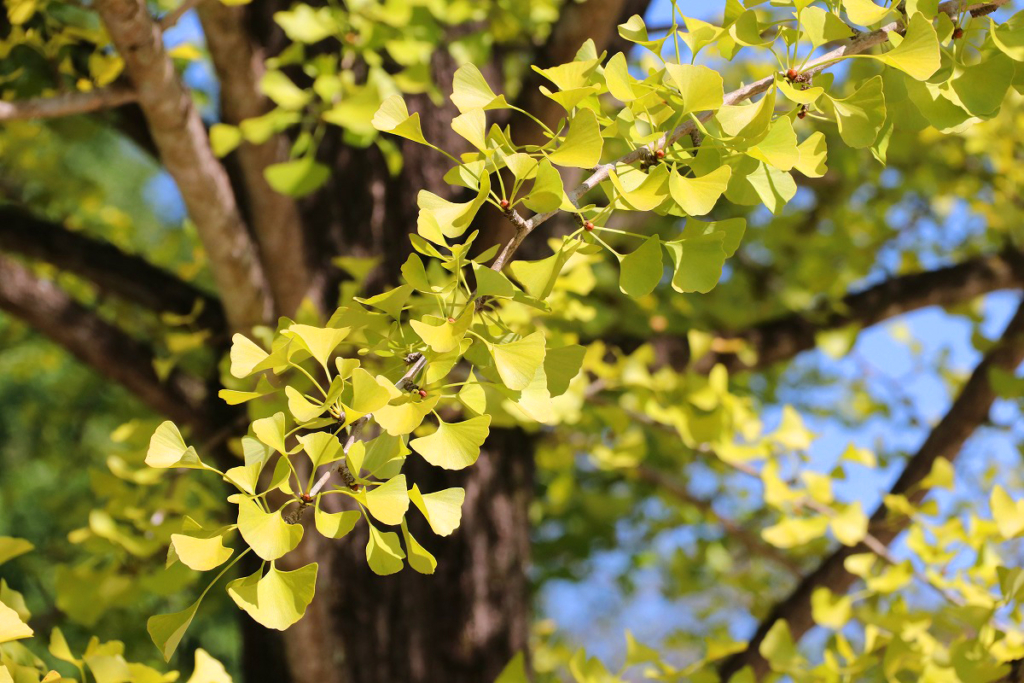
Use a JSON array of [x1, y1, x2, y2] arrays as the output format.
[[2, 1, 1024, 682]]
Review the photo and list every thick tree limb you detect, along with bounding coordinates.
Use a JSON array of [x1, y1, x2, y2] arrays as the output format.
[[0, 205, 226, 333], [94, 0, 272, 331], [717, 296, 1024, 681], [0, 254, 213, 430], [197, 1, 309, 315], [0, 86, 137, 122], [689, 249, 1024, 374], [635, 464, 803, 577]]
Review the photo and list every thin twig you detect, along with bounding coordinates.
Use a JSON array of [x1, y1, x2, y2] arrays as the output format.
[[159, 0, 205, 30], [0, 86, 136, 122]]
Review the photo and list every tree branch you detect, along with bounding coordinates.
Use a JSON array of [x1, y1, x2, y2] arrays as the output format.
[[197, 1, 309, 315], [689, 248, 1024, 374], [0, 85, 136, 122], [94, 0, 272, 331], [0, 205, 226, 334], [0, 254, 215, 431], [717, 295, 1024, 681]]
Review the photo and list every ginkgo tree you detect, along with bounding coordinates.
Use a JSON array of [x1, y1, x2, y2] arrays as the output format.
[[3, 0, 1024, 681]]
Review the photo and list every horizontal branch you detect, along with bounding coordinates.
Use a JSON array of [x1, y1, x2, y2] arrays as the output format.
[[0, 205, 226, 333], [718, 295, 1024, 681], [0, 254, 213, 430], [0, 85, 136, 122], [95, 0, 272, 331], [690, 248, 1024, 374]]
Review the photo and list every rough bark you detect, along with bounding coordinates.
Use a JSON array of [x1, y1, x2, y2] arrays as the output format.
[[94, 0, 272, 330], [198, 1, 309, 315], [717, 296, 1024, 681]]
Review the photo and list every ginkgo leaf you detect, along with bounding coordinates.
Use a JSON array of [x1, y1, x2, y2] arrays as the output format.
[[951, 55, 1014, 118], [286, 324, 350, 371], [170, 532, 233, 572], [831, 502, 868, 546], [252, 412, 289, 454], [451, 108, 487, 151], [49, 628, 79, 665], [148, 600, 200, 662], [618, 235, 663, 297], [264, 158, 330, 198], [669, 165, 732, 215], [663, 63, 724, 114], [716, 88, 776, 143], [472, 262, 517, 298], [365, 524, 405, 576], [729, 10, 772, 47], [410, 308, 474, 353], [747, 117, 799, 170], [237, 498, 303, 561], [829, 75, 886, 148], [356, 284, 412, 320], [297, 431, 342, 470], [508, 240, 579, 300], [609, 164, 669, 211], [314, 496, 360, 540], [664, 233, 728, 294], [285, 386, 327, 423], [0, 599, 32, 644], [544, 344, 586, 397], [992, 485, 1024, 539], [0, 538, 33, 567], [991, 15, 1024, 60], [458, 373, 488, 415], [230, 334, 270, 378], [410, 415, 491, 470], [843, 0, 893, 26], [400, 521, 437, 575], [364, 475, 410, 526], [374, 394, 439, 436], [795, 132, 828, 178], [490, 332, 547, 391], [777, 78, 824, 105], [147, 421, 205, 469], [409, 484, 465, 536], [451, 64, 509, 113], [762, 516, 830, 548], [227, 563, 318, 630], [188, 648, 233, 683], [868, 12, 940, 81], [522, 159, 564, 213], [617, 14, 668, 54], [219, 375, 275, 406], [417, 173, 491, 240], [604, 52, 637, 102], [372, 94, 428, 145], [548, 109, 603, 169], [800, 6, 854, 47], [811, 587, 852, 629]]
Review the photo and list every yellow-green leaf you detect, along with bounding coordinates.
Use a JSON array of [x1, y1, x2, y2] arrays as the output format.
[[365, 524, 405, 576], [618, 235, 663, 297], [869, 12, 940, 81], [227, 563, 318, 630], [400, 521, 437, 574], [237, 498, 303, 561], [669, 165, 732, 215], [992, 485, 1024, 539], [170, 532, 233, 572], [490, 332, 547, 391], [314, 502, 360, 539], [372, 94, 428, 145], [548, 109, 603, 169], [364, 475, 410, 526], [831, 502, 868, 546], [451, 63, 509, 113], [0, 599, 32, 644], [147, 599, 200, 661], [410, 415, 491, 470], [147, 421, 204, 469], [409, 484, 465, 536], [663, 63, 724, 114]]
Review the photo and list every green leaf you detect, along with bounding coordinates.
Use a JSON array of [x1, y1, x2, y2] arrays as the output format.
[[229, 333, 269, 378], [170, 532, 233, 572], [365, 524, 405, 576], [795, 131, 828, 178], [400, 521, 437, 574], [548, 109, 603, 169], [356, 284, 412, 320], [991, 14, 1024, 61], [472, 262, 517, 298], [800, 7, 854, 48], [410, 415, 491, 470], [829, 75, 886, 149], [831, 502, 868, 546], [507, 240, 579, 299], [0, 598, 32, 644], [409, 484, 465, 536], [227, 563, 318, 630], [147, 599, 199, 661], [843, 0, 893, 26], [260, 71, 310, 110], [374, 394, 439, 436], [669, 165, 732, 215], [285, 386, 327, 423], [252, 412, 288, 454], [604, 52, 637, 102], [450, 63, 509, 113], [410, 308, 474, 353], [618, 235, 663, 297], [147, 421, 205, 469], [188, 648, 233, 683], [451, 108, 487, 151], [664, 233, 728, 294], [210, 123, 242, 157], [747, 117, 799, 170], [314, 503, 360, 539], [729, 10, 772, 48], [364, 475, 410, 526], [286, 324, 350, 370], [297, 431, 342, 470], [490, 332, 547, 391], [952, 55, 1014, 118], [869, 12, 940, 81], [273, 5, 337, 43], [759, 620, 801, 672], [716, 88, 776, 144], [761, 516, 830, 548], [417, 173, 491, 240], [617, 14, 667, 54], [609, 164, 670, 211], [344, 368, 393, 416], [544, 344, 586, 397], [992, 485, 1024, 539], [264, 158, 331, 198], [372, 95, 428, 145], [458, 373, 487, 415], [237, 498, 303, 561], [663, 63, 724, 114], [522, 159, 564, 213], [811, 587, 852, 629], [0, 538, 33, 567]]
